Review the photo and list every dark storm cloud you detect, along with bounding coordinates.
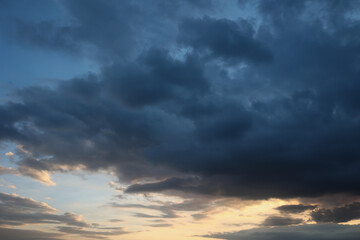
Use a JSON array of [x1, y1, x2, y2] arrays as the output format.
[[262, 216, 303, 226], [178, 17, 272, 63], [311, 202, 360, 223], [0, 103, 28, 141], [181, 100, 253, 143], [1, 0, 214, 61], [5, 20, 78, 53], [276, 204, 317, 214], [104, 48, 208, 108], [1, 0, 360, 201], [256, 0, 360, 27], [203, 224, 360, 240]]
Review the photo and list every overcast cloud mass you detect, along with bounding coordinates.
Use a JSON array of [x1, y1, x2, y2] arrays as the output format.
[[1, 0, 360, 239]]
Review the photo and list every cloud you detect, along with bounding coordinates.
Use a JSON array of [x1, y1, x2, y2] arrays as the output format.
[[203, 224, 360, 240], [125, 177, 201, 194], [146, 223, 172, 228], [0, 227, 63, 240], [6, 185, 16, 189], [56, 226, 128, 239], [0, 192, 130, 239], [14, 150, 85, 186], [17, 165, 55, 186], [262, 216, 303, 226], [0, 166, 19, 175], [5, 152, 14, 156], [0, 0, 360, 201], [112, 197, 244, 221], [109, 219, 123, 223], [311, 202, 360, 223], [4, 19, 79, 54], [1, 0, 213, 62], [2, 2, 360, 239], [113, 203, 178, 219], [178, 16, 272, 63], [0, 192, 57, 212], [276, 204, 317, 214], [104, 48, 209, 108], [133, 213, 161, 218], [0, 192, 89, 227]]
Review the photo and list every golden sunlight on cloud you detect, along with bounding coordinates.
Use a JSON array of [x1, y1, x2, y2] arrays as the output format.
[[106, 193, 304, 240], [5, 152, 14, 156], [16, 145, 31, 155], [18, 166, 56, 186], [341, 219, 360, 225], [7, 184, 16, 189]]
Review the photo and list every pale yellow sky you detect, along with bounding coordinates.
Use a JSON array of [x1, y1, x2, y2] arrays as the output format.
[[0, 165, 311, 240]]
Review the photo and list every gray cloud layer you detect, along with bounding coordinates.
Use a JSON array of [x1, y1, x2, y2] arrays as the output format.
[[311, 202, 360, 223], [0, 227, 63, 240], [262, 216, 303, 226], [0, 192, 89, 227], [0, 192, 128, 239], [204, 224, 360, 240], [276, 204, 317, 214]]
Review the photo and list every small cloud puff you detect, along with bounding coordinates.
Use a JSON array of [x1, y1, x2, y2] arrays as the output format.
[[5, 152, 14, 157]]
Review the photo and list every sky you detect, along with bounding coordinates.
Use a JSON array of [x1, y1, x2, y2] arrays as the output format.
[[1, 0, 360, 239]]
